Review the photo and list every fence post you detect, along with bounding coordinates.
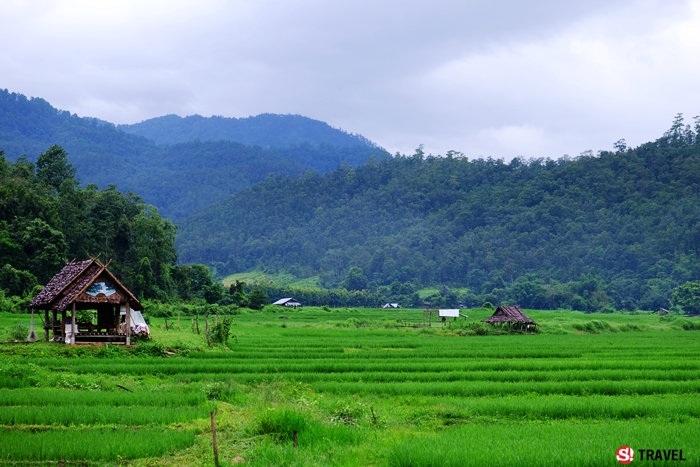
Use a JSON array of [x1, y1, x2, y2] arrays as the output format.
[[211, 411, 220, 467], [205, 313, 211, 347], [293, 430, 298, 449]]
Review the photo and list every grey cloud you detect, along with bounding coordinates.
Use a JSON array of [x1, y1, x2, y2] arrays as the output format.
[[0, 0, 696, 159]]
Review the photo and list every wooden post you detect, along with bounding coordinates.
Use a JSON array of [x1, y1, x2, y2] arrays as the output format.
[[43, 309, 49, 341], [28, 308, 38, 342], [205, 313, 210, 347], [61, 310, 67, 343], [125, 300, 131, 346], [52, 310, 57, 340], [71, 302, 77, 344], [293, 430, 298, 449], [210, 411, 220, 467], [196, 314, 200, 334]]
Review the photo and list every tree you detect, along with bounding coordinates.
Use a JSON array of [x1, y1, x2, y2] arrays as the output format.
[[229, 280, 248, 306], [341, 266, 368, 291], [671, 281, 700, 315], [203, 282, 225, 304], [0, 264, 37, 296], [135, 257, 155, 300], [247, 285, 268, 310], [36, 145, 77, 192]]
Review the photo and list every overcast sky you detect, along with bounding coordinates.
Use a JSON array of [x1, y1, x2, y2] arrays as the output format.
[[2, 0, 700, 159]]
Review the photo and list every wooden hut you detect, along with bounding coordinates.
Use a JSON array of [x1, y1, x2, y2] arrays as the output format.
[[272, 298, 302, 308], [482, 305, 538, 332], [29, 258, 142, 345]]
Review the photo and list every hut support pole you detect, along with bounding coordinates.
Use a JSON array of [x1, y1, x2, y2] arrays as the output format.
[[61, 310, 66, 343], [126, 300, 131, 346], [52, 310, 57, 340], [44, 309, 49, 341], [71, 302, 77, 344], [27, 309, 38, 342]]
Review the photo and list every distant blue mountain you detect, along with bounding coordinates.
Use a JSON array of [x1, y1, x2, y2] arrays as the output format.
[[0, 89, 387, 219], [119, 113, 379, 149]]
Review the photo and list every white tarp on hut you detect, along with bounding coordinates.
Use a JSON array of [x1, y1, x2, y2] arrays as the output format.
[[120, 308, 151, 336]]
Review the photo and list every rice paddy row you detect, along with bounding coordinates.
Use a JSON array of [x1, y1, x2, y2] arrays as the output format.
[[1, 309, 699, 466]]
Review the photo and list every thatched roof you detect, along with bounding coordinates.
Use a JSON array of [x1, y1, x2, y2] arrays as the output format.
[[29, 258, 142, 311], [482, 305, 537, 324]]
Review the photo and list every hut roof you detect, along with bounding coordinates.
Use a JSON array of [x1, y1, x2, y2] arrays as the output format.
[[272, 297, 295, 305], [29, 258, 142, 311], [482, 305, 537, 324]]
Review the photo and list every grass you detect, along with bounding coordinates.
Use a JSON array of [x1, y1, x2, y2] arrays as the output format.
[[388, 420, 700, 467], [221, 271, 322, 289], [0, 308, 699, 466], [0, 427, 196, 461]]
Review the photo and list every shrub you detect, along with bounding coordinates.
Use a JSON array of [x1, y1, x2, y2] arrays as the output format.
[[131, 341, 167, 357], [210, 317, 233, 344], [572, 320, 615, 333], [255, 408, 310, 442], [9, 322, 28, 340]]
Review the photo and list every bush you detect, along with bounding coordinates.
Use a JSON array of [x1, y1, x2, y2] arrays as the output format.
[[572, 320, 615, 334], [210, 317, 233, 344], [202, 381, 238, 401], [673, 318, 700, 330], [9, 322, 28, 340], [93, 344, 126, 358], [255, 409, 310, 442], [131, 341, 167, 357]]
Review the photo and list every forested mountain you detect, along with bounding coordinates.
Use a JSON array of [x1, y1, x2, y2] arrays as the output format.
[[119, 113, 377, 151], [0, 89, 385, 218], [177, 117, 700, 311]]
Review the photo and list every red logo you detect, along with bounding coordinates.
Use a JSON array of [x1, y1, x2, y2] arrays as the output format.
[[617, 446, 634, 464]]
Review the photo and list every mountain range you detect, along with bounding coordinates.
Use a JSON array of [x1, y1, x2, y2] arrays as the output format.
[[4, 88, 700, 311], [0, 89, 385, 218]]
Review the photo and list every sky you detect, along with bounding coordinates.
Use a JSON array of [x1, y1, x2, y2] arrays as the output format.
[[2, 0, 700, 159]]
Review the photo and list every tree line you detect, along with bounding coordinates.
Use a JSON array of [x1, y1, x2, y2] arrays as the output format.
[[178, 115, 700, 312]]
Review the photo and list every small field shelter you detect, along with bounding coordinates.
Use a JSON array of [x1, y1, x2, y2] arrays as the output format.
[[29, 258, 143, 345]]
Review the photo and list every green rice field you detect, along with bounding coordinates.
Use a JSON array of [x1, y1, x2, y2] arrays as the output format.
[[1, 307, 699, 466]]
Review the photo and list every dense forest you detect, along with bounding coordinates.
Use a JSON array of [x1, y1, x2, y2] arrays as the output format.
[[178, 116, 700, 311], [0, 89, 385, 219], [0, 145, 229, 310], [0, 144, 402, 312], [3, 86, 700, 312]]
